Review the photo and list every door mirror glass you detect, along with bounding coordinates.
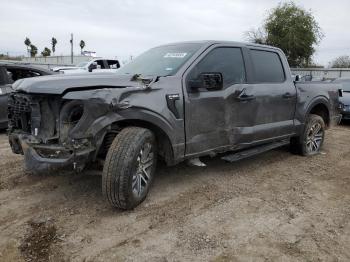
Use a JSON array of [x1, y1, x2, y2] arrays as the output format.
[[201, 72, 223, 90], [188, 73, 223, 91]]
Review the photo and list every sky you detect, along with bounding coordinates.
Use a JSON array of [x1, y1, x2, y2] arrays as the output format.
[[1, 0, 350, 66]]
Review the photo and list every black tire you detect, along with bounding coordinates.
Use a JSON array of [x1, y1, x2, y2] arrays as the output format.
[[102, 127, 157, 210], [290, 114, 325, 156]]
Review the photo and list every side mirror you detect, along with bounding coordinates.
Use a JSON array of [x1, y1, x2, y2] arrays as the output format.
[[339, 89, 344, 97], [294, 75, 301, 82], [88, 62, 98, 72], [189, 73, 223, 91]]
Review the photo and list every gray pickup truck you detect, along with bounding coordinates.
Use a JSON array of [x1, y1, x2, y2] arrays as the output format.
[[8, 41, 341, 209]]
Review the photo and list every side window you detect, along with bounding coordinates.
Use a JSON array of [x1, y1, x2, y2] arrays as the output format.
[[107, 60, 120, 69], [96, 60, 106, 69], [0, 68, 8, 85], [250, 50, 285, 83], [7, 69, 41, 81], [188, 47, 246, 89], [6, 70, 14, 84]]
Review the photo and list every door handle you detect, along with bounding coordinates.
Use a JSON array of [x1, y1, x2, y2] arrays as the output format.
[[236, 89, 255, 101], [282, 92, 294, 99]]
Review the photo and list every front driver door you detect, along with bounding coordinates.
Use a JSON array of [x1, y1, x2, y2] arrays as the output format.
[[183, 45, 257, 156]]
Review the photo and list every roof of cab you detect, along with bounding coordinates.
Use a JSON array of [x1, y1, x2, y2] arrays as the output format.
[[157, 40, 282, 51]]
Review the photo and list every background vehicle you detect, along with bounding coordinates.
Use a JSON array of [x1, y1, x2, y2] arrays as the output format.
[[51, 59, 120, 74], [8, 41, 341, 209], [333, 78, 350, 120], [0, 63, 54, 129]]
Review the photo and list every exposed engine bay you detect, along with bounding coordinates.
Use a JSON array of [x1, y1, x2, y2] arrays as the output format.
[[8, 92, 112, 172]]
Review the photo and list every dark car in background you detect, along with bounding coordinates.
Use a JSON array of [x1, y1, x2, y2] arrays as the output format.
[[333, 78, 350, 120], [0, 63, 54, 129]]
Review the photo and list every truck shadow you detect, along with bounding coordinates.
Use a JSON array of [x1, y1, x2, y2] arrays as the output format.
[[53, 145, 291, 214], [340, 119, 350, 126]]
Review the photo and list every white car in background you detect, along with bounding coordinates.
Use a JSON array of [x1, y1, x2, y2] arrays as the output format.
[[51, 59, 120, 74]]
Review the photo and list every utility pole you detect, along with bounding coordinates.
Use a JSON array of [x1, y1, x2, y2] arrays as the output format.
[[70, 33, 74, 64]]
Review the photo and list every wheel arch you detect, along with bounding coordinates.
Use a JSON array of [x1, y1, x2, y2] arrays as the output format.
[[95, 116, 175, 165], [113, 119, 174, 164], [305, 97, 330, 127]]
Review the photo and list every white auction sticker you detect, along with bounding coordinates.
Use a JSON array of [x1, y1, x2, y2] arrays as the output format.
[[164, 53, 187, 58]]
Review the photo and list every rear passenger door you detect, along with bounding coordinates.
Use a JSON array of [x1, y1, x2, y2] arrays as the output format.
[[247, 49, 297, 141]]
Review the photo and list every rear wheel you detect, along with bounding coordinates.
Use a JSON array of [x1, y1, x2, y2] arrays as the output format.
[[291, 114, 325, 156], [102, 127, 157, 209]]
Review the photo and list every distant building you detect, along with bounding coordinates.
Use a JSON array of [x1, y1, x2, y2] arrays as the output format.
[[81, 51, 97, 57], [20, 55, 101, 69]]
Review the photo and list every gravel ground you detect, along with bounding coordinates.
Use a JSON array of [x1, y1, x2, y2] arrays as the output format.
[[0, 124, 349, 262]]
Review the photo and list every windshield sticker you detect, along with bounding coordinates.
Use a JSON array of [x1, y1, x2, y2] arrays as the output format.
[[165, 68, 173, 71], [164, 53, 187, 58]]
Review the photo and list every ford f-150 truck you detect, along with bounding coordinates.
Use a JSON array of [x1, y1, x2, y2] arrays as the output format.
[[8, 41, 342, 209]]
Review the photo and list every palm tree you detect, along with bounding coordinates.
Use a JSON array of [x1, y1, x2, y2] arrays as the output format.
[[24, 37, 31, 57], [79, 40, 85, 54], [51, 37, 57, 55], [29, 44, 38, 57], [41, 47, 51, 57]]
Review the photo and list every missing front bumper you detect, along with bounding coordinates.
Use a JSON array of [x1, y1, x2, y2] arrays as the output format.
[[9, 133, 94, 173]]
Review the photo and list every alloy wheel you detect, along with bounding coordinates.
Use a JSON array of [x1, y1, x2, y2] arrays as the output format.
[[132, 142, 154, 197], [306, 122, 324, 153]]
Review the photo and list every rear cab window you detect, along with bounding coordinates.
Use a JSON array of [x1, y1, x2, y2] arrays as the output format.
[[250, 49, 285, 83]]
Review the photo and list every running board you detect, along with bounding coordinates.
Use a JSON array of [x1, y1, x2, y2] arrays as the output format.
[[221, 139, 290, 163]]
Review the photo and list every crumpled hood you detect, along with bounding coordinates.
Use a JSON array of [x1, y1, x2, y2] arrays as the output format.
[[12, 73, 144, 94]]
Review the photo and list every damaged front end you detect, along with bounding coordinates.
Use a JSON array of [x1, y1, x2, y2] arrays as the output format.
[[8, 92, 110, 173]]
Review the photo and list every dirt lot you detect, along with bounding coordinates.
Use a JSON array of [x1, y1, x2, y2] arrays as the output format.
[[0, 125, 349, 262]]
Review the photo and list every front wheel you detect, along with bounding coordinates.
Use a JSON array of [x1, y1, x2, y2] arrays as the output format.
[[291, 114, 326, 156], [102, 127, 157, 210]]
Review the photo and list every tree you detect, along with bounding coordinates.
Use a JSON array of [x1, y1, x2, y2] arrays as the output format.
[[330, 55, 350, 68], [245, 28, 267, 45], [79, 40, 85, 54], [245, 2, 323, 67], [29, 44, 38, 57], [41, 47, 51, 57], [51, 37, 57, 55], [24, 37, 31, 57]]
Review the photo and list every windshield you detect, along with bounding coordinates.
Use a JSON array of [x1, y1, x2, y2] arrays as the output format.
[[116, 43, 202, 77], [76, 62, 89, 67]]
